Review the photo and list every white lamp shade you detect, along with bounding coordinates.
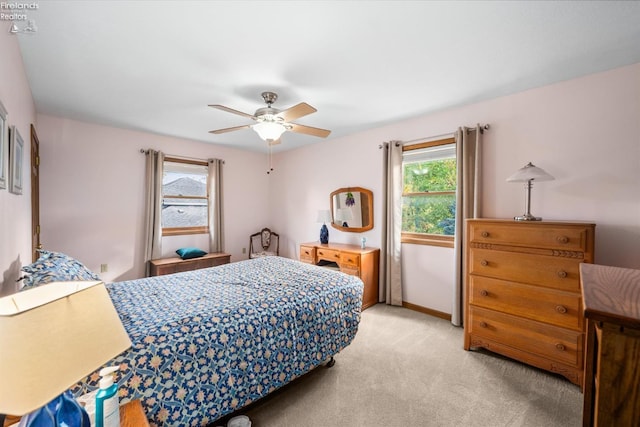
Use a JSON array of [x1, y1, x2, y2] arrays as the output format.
[[253, 122, 286, 141], [0, 281, 132, 416], [316, 209, 332, 223], [335, 208, 353, 222], [506, 162, 555, 182]]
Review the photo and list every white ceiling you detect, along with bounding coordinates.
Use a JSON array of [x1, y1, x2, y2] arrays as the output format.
[[14, 1, 640, 153]]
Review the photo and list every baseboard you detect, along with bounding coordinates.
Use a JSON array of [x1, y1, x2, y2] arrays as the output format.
[[402, 301, 451, 321]]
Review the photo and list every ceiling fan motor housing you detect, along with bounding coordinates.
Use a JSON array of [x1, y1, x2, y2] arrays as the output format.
[[261, 91, 278, 106]]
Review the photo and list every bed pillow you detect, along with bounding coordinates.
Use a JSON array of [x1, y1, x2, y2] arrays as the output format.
[[21, 250, 100, 288], [176, 247, 207, 260]]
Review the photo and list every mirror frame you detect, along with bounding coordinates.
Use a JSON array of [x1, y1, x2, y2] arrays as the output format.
[[330, 186, 373, 233]]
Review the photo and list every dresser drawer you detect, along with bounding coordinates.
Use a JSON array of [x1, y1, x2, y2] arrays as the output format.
[[468, 306, 582, 367], [299, 245, 316, 263], [150, 253, 230, 276], [469, 248, 581, 292], [340, 252, 360, 268], [316, 248, 341, 263], [469, 276, 582, 330], [340, 266, 360, 277], [469, 222, 590, 252]]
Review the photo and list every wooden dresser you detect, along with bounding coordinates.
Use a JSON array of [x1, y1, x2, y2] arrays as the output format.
[[299, 242, 379, 310], [464, 219, 595, 386], [150, 252, 231, 276], [581, 263, 640, 426]]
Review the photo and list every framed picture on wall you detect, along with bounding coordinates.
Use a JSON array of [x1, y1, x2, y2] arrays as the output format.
[[0, 100, 7, 190], [9, 125, 23, 195]]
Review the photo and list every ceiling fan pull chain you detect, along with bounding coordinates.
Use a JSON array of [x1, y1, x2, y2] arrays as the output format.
[[267, 143, 274, 174]]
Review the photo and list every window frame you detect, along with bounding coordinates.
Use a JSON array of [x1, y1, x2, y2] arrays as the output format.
[[161, 156, 210, 237], [400, 137, 456, 248]]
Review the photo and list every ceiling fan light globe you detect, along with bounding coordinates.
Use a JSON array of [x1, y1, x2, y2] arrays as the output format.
[[253, 122, 286, 141]]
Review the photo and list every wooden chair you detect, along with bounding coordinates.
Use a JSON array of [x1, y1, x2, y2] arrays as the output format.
[[249, 228, 279, 259]]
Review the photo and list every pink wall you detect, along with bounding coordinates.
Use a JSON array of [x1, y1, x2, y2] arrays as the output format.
[[271, 62, 640, 314], [0, 24, 37, 296], [36, 115, 270, 282], [3, 23, 639, 315]]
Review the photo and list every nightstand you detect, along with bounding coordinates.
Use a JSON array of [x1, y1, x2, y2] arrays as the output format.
[[1, 400, 149, 427], [119, 399, 149, 427]]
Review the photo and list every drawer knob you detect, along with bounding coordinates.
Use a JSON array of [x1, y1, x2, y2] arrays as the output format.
[[555, 305, 567, 314], [480, 290, 489, 297], [479, 321, 488, 328], [335, 254, 340, 258], [557, 270, 567, 278], [555, 343, 566, 351], [557, 236, 569, 244], [480, 260, 489, 267], [481, 231, 490, 238]]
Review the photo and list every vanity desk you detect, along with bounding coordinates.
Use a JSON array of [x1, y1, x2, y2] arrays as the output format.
[[300, 242, 379, 310]]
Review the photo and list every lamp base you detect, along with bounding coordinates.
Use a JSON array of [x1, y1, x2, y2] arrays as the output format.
[[514, 214, 542, 221], [319, 224, 329, 244]]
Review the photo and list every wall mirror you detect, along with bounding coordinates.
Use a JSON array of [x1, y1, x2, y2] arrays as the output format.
[[330, 187, 373, 233]]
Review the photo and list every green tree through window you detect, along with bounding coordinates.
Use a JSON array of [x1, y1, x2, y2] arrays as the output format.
[[402, 140, 456, 237]]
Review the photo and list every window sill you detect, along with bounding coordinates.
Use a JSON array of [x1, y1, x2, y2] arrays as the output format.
[[401, 232, 454, 248], [162, 227, 209, 237]]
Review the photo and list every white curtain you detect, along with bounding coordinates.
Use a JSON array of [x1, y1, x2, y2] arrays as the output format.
[[143, 149, 164, 277], [452, 126, 483, 326], [380, 141, 403, 306], [208, 158, 224, 253]]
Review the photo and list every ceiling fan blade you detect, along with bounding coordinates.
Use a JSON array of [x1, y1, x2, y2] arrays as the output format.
[[289, 123, 331, 138], [276, 102, 317, 122], [208, 124, 252, 134], [208, 104, 255, 119]]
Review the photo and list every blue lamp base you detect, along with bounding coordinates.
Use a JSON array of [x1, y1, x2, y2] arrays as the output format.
[[319, 224, 329, 244], [21, 391, 90, 427]]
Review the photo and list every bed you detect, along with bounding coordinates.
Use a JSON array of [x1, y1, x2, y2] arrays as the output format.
[[68, 256, 363, 426]]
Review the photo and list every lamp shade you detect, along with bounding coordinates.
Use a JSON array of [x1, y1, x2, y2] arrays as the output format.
[[316, 209, 332, 223], [0, 281, 132, 416], [506, 162, 554, 182], [253, 122, 286, 141], [335, 208, 353, 222]]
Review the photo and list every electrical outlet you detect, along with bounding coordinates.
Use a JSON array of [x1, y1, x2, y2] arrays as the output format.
[[242, 247, 246, 254], [100, 264, 108, 273]]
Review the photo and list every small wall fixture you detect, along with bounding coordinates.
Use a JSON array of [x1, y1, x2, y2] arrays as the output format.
[[507, 162, 554, 221]]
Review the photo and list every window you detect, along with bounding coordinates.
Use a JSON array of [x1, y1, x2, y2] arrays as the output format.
[[162, 157, 209, 236], [401, 137, 456, 247]]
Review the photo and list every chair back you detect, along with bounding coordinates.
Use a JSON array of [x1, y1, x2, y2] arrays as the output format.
[[249, 228, 279, 258]]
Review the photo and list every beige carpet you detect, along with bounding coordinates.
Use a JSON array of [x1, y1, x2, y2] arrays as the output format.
[[223, 304, 582, 427]]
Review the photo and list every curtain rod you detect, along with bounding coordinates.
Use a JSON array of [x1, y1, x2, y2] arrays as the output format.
[[139, 149, 224, 164], [378, 124, 490, 148]]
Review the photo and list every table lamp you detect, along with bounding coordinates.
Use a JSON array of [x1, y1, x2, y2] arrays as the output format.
[[0, 281, 132, 425], [317, 210, 332, 244], [506, 162, 555, 221], [335, 208, 353, 227]]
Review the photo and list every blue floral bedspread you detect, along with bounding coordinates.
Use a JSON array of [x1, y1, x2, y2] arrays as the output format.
[[71, 256, 363, 426]]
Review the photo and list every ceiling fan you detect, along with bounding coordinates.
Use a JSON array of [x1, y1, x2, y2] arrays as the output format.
[[208, 91, 331, 145]]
